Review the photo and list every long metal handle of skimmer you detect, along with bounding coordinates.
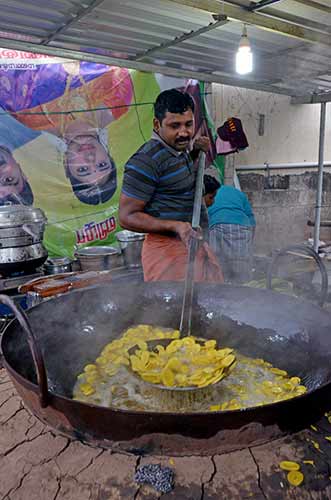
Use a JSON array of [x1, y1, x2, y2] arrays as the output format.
[[179, 152, 205, 336], [0, 295, 49, 407]]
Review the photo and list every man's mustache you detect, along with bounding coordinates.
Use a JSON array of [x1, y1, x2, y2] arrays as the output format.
[[175, 137, 190, 143]]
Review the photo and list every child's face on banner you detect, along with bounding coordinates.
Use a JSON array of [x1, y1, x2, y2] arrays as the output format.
[[66, 135, 114, 186], [0, 148, 25, 200]]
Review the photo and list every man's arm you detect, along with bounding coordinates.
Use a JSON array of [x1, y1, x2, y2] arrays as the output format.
[[119, 194, 194, 246]]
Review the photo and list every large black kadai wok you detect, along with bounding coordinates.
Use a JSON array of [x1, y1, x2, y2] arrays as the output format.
[[2, 281, 331, 455]]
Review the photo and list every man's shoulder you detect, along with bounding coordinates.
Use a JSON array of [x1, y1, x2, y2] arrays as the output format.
[[136, 139, 164, 157], [127, 139, 172, 170], [126, 139, 156, 161]]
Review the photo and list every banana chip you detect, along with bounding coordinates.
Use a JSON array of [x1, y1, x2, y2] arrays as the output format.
[[280, 461, 300, 471], [128, 335, 237, 388], [287, 470, 304, 486]]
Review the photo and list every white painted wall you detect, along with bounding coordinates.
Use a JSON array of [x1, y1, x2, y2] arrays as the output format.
[[212, 84, 331, 167]]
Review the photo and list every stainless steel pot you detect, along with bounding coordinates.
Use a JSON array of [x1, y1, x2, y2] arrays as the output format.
[[115, 230, 145, 268], [43, 257, 73, 275], [0, 235, 35, 248], [0, 206, 46, 227], [0, 243, 48, 275], [0, 206, 48, 275], [0, 226, 44, 241], [75, 246, 124, 272]]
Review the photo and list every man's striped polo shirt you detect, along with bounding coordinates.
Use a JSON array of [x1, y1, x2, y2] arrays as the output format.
[[122, 132, 196, 223]]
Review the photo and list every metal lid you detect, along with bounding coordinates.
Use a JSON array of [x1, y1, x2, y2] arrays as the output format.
[[116, 230, 145, 242], [0, 206, 47, 228], [75, 246, 121, 257]]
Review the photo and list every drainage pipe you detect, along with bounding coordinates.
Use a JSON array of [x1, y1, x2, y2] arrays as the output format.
[[313, 102, 327, 253]]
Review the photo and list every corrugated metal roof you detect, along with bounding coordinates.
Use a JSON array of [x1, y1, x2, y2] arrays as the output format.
[[0, 0, 330, 100]]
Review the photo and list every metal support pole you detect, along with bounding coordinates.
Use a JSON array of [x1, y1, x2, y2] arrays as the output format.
[[313, 102, 327, 252]]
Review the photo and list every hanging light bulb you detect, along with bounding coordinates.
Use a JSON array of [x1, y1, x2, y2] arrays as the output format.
[[236, 25, 253, 75]]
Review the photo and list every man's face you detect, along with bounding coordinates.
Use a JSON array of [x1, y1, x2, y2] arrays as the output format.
[[153, 109, 195, 151], [66, 135, 114, 186], [0, 148, 25, 200], [204, 191, 217, 208]]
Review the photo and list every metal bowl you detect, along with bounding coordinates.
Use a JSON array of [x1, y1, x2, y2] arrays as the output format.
[[43, 257, 73, 275], [75, 245, 124, 272]]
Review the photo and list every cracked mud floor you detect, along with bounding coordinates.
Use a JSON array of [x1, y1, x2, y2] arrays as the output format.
[[2, 368, 331, 499]]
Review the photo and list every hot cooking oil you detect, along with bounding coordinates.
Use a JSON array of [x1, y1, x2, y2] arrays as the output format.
[[73, 324, 307, 412]]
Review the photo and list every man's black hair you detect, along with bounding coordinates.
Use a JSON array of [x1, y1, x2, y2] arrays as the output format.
[[154, 89, 195, 123], [204, 174, 221, 195]]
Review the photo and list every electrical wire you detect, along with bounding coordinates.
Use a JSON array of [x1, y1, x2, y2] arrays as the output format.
[[0, 92, 212, 116], [130, 77, 147, 143]]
